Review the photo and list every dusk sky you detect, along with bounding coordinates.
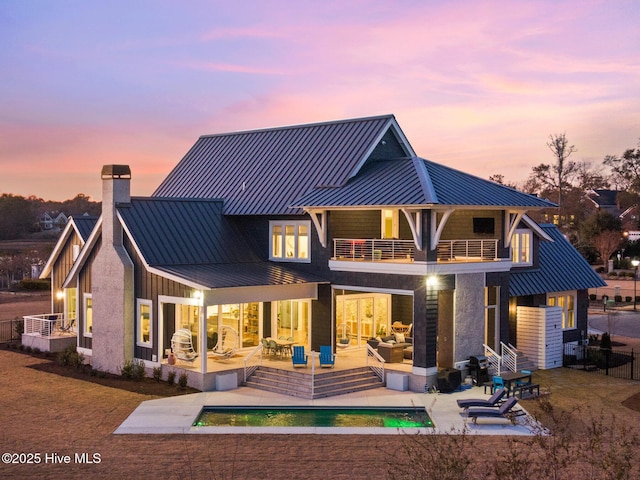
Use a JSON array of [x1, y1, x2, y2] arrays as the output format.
[[1, 0, 639, 201]]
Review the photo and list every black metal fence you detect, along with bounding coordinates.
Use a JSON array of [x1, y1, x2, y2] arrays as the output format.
[[0, 319, 23, 344], [563, 343, 639, 381]]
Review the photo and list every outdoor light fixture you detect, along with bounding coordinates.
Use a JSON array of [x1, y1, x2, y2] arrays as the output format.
[[426, 275, 438, 287], [632, 259, 639, 312], [56, 290, 64, 300]]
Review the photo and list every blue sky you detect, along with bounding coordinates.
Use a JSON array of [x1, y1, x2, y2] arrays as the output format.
[[1, 0, 639, 200]]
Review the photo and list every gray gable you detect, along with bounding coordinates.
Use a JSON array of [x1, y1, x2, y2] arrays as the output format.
[[153, 115, 412, 215], [509, 224, 606, 297]]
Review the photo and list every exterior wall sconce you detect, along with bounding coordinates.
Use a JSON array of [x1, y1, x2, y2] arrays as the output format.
[[56, 290, 64, 300], [426, 275, 438, 287]]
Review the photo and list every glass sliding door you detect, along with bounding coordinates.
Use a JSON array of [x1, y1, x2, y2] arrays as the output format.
[[206, 303, 262, 350], [274, 300, 310, 347], [335, 293, 391, 348]]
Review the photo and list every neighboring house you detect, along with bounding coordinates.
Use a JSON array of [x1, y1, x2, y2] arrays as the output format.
[[39, 115, 605, 390], [40, 211, 69, 231]]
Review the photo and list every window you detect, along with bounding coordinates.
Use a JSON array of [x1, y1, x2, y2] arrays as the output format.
[[381, 209, 399, 238], [511, 229, 532, 265], [548, 292, 576, 329], [270, 221, 311, 262], [137, 299, 152, 347], [84, 294, 93, 337]]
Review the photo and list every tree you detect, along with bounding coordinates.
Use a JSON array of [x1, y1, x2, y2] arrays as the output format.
[[592, 230, 622, 271], [603, 140, 640, 192]]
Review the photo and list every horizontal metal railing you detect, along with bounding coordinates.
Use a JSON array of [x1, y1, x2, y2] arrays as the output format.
[[243, 344, 263, 382], [333, 238, 414, 262], [23, 313, 75, 336], [437, 239, 499, 262], [366, 344, 385, 381]]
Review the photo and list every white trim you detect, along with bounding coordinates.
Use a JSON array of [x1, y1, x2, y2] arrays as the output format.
[[400, 208, 423, 250], [332, 285, 414, 296], [307, 210, 327, 248], [83, 293, 93, 338], [547, 291, 577, 330], [77, 346, 92, 357], [511, 229, 533, 266], [504, 211, 525, 248], [430, 209, 454, 251], [413, 366, 437, 376], [63, 216, 103, 288], [521, 214, 554, 242], [329, 259, 513, 275], [136, 298, 153, 348], [269, 220, 312, 263]]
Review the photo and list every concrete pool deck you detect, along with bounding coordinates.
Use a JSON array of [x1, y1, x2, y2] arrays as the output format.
[[114, 384, 539, 436]]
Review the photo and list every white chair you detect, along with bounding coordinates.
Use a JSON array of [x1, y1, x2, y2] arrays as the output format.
[[171, 329, 199, 363]]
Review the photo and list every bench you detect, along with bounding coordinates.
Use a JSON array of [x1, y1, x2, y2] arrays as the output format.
[[513, 383, 540, 399]]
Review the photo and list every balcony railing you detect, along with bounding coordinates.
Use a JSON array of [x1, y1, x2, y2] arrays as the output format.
[[23, 313, 74, 337], [333, 238, 500, 263], [437, 239, 498, 262], [333, 238, 415, 262]]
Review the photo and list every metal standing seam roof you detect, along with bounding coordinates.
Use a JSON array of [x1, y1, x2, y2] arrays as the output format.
[[117, 197, 259, 266], [155, 263, 327, 289], [294, 157, 556, 209], [509, 224, 607, 297], [152, 115, 406, 215], [71, 215, 99, 242], [116, 197, 326, 289]]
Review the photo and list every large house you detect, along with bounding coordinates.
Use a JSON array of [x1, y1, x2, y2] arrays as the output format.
[[35, 115, 605, 391]]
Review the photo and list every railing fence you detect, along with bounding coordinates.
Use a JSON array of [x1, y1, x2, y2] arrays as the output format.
[[563, 343, 639, 381], [0, 318, 23, 343]]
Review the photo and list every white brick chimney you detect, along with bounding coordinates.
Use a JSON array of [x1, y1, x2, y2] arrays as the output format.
[[91, 165, 135, 374]]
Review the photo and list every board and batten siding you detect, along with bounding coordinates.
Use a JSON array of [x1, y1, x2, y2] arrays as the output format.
[[516, 306, 563, 370]]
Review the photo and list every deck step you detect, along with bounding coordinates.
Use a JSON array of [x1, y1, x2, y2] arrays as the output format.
[[244, 366, 385, 399]]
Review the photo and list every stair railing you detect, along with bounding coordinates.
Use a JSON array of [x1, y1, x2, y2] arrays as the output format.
[[243, 344, 263, 382], [500, 342, 518, 373], [366, 344, 385, 381], [483, 343, 502, 375]]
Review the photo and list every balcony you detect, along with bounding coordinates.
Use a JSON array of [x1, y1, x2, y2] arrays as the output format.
[[436, 239, 499, 262], [333, 238, 415, 262], [331, 238, 507, 275]]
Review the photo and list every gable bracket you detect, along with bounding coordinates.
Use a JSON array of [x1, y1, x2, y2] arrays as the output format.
[[430, 209, 454, 251], [505, 211, 525, 248], [306, 209, 327, 248], [400, 208, 423, 251]]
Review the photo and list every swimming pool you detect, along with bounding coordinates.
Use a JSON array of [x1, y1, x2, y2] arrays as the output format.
[[193, 406, 433, 428]]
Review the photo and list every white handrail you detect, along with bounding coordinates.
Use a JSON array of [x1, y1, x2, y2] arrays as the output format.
[[333, 238, 414, 261], [243, 344, 263, 382], [366, 344, 385, 381], [500, 342, 518, 373], [483, 343, 502, 375]]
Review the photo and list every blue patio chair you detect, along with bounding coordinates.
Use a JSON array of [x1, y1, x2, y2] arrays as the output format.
[[292, 346, 308, 367], [319, 345, 335, 368], [492, 375, 505, 394]]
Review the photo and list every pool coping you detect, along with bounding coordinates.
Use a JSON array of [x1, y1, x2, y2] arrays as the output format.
[[114, 385, 539, 436]]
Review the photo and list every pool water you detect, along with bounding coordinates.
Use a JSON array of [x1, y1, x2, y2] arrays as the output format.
[[193, 406, 433, 428]]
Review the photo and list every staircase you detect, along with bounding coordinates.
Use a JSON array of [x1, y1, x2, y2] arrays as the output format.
[[244, 366, 385, 399], [513, 352, 537, 372]]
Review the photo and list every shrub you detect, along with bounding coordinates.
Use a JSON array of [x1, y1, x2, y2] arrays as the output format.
[[56, 346, 84, 368], [167, 370, 176, 385], [18, 279, 50, 290], [608, 271, 618, 277], [596, 266, 606, 273], [589, 293, 597, 301], [121, 359, 146, 380], [615, 295, 622, 303], [177, 372, 188, 389], [600, 332, 612, 350], [152, 366, 162, 382]]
